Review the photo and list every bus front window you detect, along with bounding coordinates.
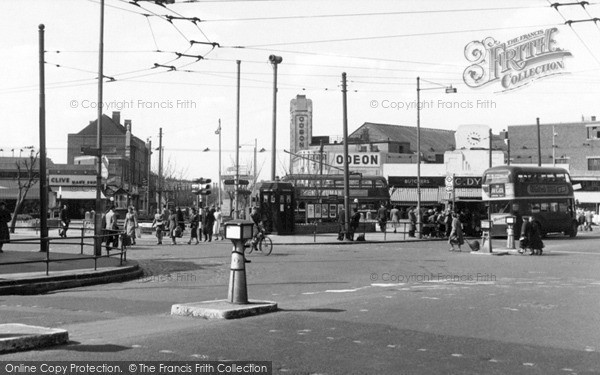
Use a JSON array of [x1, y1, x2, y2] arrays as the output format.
[[490, 201, 511, 214]]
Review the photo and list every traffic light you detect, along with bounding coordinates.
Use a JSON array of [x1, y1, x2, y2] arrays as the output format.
[[192, 178, 212, 195]]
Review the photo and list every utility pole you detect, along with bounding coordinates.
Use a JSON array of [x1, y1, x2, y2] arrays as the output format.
[[536, 117, 542, 167], [38, 24, 48, 253], [158, 127, 163, 208], [489, 128, 492, 168], [269, 55, 282, 181], [341, 73, 350, 239], [235, 60, 241, 219], [146, 138, 151, 214], [552, 125, 556, 167], [217, 119, 222, 209], [94, 0, 105, 257]]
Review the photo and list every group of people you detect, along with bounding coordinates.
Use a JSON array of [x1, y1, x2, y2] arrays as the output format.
[[152, 205, 223, 246], [576, 208, 596, 232], [336, 207, 363, 241]]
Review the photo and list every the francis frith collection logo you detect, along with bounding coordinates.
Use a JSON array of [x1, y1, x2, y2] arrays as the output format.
[[463, 28, 572, 91]]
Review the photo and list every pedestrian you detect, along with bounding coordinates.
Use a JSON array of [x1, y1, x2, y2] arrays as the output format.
[[520, 216, 544, 255], [213, 207, 223, 240], [0, 201, 12, 253], [104, 205, 118, 251], [187, 207, 200, 245], [448, 212, 464, 252], [585, 210, 594, 231], [59, 204, 70, 238], [203, 208, 216, 242], [377, 203, 388, 233], [337, 206, 346, 241], [390, 205, 400, 233], [176, 207, 185, 234], [349, 207, 361, 241], [408, 207, 416, 237], [249, 206, 261, 251], [152, 208, 164, 245], [124, 206, 138, 246], [168, 208, 178, 245]]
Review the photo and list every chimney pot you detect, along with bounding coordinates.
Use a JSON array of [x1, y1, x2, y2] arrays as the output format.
[[112, 111, 121, 124]]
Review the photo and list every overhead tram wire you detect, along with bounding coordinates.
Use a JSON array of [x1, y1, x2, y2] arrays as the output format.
[[199, 4, 547, 22], [241, 23, 562, 48], [548, 0, 600, 67]]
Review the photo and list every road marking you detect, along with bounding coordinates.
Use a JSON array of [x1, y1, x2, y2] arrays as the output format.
[[451, 353, 463, 357], [523, 363, 535, 366]]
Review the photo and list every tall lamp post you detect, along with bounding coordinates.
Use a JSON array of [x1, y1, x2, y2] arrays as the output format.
[[416, 77, 457, 239], [269, 55, 282, 181], [215, 119, 222, 208]]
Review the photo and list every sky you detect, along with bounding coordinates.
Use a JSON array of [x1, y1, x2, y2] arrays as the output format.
[[2, 0, 600, 182]]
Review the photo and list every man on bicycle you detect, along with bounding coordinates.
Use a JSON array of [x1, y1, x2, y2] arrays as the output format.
[[250, 206, 263, 251]]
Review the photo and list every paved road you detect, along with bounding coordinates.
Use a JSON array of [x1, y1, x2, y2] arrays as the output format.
[[1, 232, 599, 374]]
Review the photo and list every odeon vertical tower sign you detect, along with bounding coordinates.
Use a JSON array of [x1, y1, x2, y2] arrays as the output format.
[[463, 28, 572, 91]]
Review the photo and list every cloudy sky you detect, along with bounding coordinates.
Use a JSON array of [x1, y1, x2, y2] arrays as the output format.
[[2, 0, 600, 181]]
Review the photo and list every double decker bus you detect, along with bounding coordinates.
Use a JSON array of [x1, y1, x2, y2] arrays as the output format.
[[482, 166, 578, 237], [282, 174, 390, 222]]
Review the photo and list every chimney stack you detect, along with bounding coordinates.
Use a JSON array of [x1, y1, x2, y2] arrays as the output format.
[[124, 119, 132, 132], [112, 111, 121, 125]]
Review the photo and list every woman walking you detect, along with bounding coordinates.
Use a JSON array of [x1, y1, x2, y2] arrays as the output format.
[[203, 208, 215, 242], [448, 212, 464, 252], [152, 208, 164, 245], [213, 207, 223, 241], [187, 207, 200, 245], [124, 206, 138, 245], [168, 208, 178, 245]]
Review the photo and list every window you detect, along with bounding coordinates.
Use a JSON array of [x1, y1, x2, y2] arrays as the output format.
[[588, 158, 600, 171]]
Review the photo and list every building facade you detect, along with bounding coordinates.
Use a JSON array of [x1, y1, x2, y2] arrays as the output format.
[[66, 111, 151, 214]]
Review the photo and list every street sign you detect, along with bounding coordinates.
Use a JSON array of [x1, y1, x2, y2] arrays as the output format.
[[445, 175, 454, 192], [224, 180, 236, 185]]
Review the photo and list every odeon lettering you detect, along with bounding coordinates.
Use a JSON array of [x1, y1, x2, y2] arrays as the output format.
[[334, 154, 379, 166]]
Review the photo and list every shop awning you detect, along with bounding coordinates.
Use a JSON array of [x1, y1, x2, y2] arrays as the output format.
[[60, 187, 106, 200], [575, 191, 600, 204], [391, 188, 440, 203]]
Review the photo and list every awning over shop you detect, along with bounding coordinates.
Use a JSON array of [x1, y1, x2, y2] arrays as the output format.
[[0, 179, 41, 200], [575, 191, 600, 204], [391, 188, 440, 203], [60, 187, 106, 200], [391, 187, 482, 204]]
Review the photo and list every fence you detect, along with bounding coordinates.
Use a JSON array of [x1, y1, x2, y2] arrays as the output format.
[[0, 225, 128, 276]]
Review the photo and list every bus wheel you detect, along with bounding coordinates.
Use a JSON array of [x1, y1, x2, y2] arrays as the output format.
[[569, 221, 578, 237]]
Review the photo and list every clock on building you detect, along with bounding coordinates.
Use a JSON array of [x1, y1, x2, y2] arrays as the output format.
[[467, 131, 482, 146], [455, 124, 489, 149]]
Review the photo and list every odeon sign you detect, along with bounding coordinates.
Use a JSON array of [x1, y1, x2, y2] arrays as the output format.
[[333, 153, 380, 167], [463, 28, 572, 91]]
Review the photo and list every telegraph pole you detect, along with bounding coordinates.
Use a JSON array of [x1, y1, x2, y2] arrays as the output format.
[[269, 55, 282, 181], [235, 60, 241, 219], [536, 117, 542, 167], [146, 138, 151, 214], [341, 73, 350, 238], [158, 127, 163, 208], [38, 24, 48, 253], [94, 0, 105, 257]]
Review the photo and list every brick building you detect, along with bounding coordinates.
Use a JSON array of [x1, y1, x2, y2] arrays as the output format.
[[66, 111, 151, 213]]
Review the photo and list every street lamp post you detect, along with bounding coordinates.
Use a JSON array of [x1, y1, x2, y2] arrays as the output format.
[[269, 55, 282, 181], [215, 119, 222, 209], [416, 77, 456, 239]]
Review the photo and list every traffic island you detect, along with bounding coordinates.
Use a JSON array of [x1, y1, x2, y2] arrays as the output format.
[[171, 220, 278, 320], [0, 324, 69, 353], [171, 300, 278, 320]]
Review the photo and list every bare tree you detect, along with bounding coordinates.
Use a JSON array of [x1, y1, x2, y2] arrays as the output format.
[[10, 152, 40, 233]]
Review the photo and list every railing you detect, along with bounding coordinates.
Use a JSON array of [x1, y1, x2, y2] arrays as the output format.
[[0, 225, 128, 276]]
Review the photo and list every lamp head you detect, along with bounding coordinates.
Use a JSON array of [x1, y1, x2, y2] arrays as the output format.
[[269, 55, 283, 64]]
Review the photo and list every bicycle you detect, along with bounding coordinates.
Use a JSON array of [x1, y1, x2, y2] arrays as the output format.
[[246, 228, 273, 256]]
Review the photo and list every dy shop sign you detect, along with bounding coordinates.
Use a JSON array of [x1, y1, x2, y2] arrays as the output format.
[[463, 28, 572, 91]]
